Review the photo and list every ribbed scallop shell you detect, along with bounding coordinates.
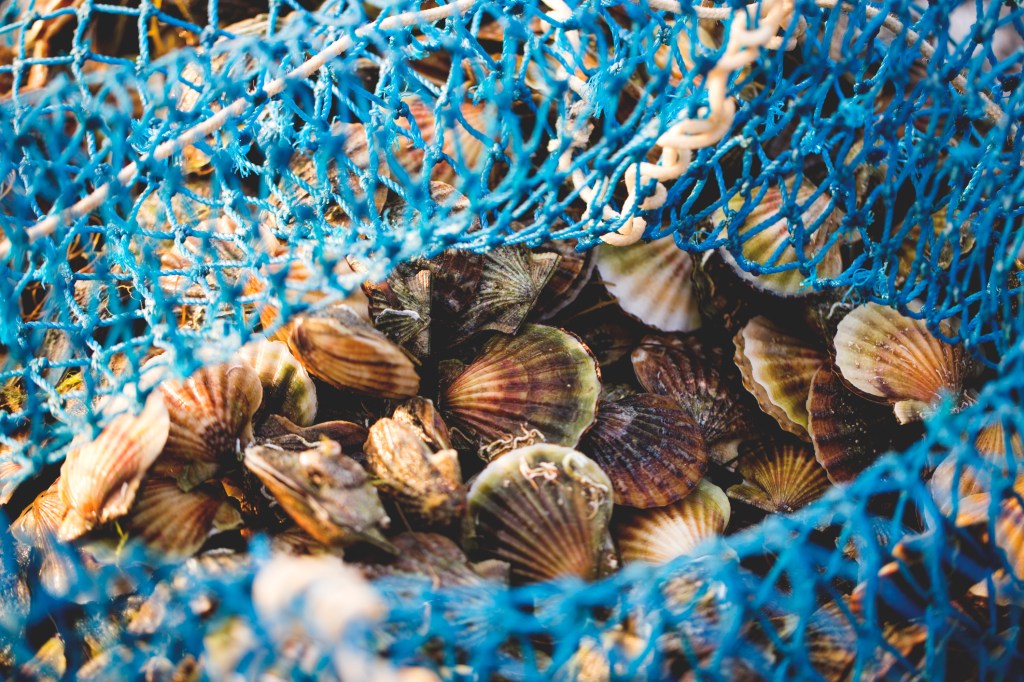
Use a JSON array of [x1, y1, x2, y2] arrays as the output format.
[[364, 418, 465, 527], [363, 266, 432, 359], [727, 440, 831, 514], [929, 421, 1024, 515], [11, 479, 76, 596], [157, 362, 263, 491], [834, 303, 965, 424], [579, 394, 708, 508], [440, 325, 601, 461], [464, 444, 613, 583], [456, 246, 560, 338], [58, 393, 170, 540], [127, 477, 242, 559], [734, 316, 826, 439], [289, 304, 420, 400], [712, 177, 843, 297], [0, 458, 25, 505], [807, 363, 898, 483], [237, 339, 318, 426], [532, 239, 596, 322], [398, 96, 498, 183], [632, 335, 758, 467], [392, 397, 453, 451], [615, 480, 730, 564], [358, 532, 500, 587], [596, 237, 702, 333]]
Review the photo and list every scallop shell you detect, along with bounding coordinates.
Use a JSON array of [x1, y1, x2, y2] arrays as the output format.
[[456, 245, 560, 338], [532, 239, 597, 322], [423, 248, 484, 321], [727, 439, 831, 514], [11, 479, 76, 596], [358, 532, 503, 587], [256, 414, 369, 454], [712, 177, 843, 297], [807, 363, 899, 483], [596, 237, 702, 333], [364, 418, 465, 527], [0, 458, 26, 506], [734, 316, 826, 439], [631, 334, 759, 467], [833, 303, 966, 424], [615, 480, 730, 564], [157, 362, 263, 491], [440, 325, 601, 461], [236, 339, 318, 427], [398, 96, 499, 183], [58, 393, 170, 540], [392, 397, 453, 451], [579, 394, 708, 508], [463, 444, 614, 583], [289, 304, 420, 400], [362, 265, 432, 358], [127, 477, 242, 559]]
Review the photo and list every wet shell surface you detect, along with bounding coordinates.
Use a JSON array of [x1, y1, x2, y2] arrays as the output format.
[[632, 335, 758, 467], [126, 477, 242, 559], [236, 339, 318, 427], [289, 304, 420, 400], [12, 480, 76, 596], [364, 418, 465, 527], [727, 439, 831, 514], [712, 177, 843, 297], [615, 480, 731, 564], [833, 303, 965, 424], [58, 393, 170, 540], [596, 237, 702, 333], [441, 324, 601, 460], [157, 362, 263, 492], [807, 363, 899, 483], [579, 393, 708, 508], [463, 444, 613, 583], [734, 316, 826, 439]]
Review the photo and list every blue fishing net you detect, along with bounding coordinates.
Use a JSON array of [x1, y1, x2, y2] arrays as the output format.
[[0, 0, 1022, 677]]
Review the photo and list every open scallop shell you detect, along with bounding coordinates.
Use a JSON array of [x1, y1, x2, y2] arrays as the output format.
[[834, 303, 966, 424], [127, 477, 242, 559], [632, 335, 759, 467], [236, 339, 318, 427], [712, 177, 843, 297], [615, 480, 730, 564], [579, 394, 708, 508], [807, 363, 899, 483], [362, 265, 432, 359], [440, 324, 601, 461], [58, 393, 170, 540], [727, 439, 831, 514], [596, 237, 702, 333], [464, 444, 613, 583], [392, 397, 453, 452], [11, 479, 76, 596], [156, 362, 263, 492], [734, 316, 826, 439], [256, 415, 368, 454], [364, 418, 465, 527], [289, 304, 420, 400]]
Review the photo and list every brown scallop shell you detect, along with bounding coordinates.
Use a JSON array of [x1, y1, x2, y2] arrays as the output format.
[[727, 439, 831, 514], [734, 316, 826, 439], [289, 304, 420, 400], [392, 397, 453, 452], [156, 362, 263, 491], [579, 394, 708, 508], [256, 414, 369, 454], [632, 334, 759, 467], [58, 393, 170, 540], [834, 303, 966, 424], [358, 532, 504, 587], [362, 264, 432, 359], [440, 324, 602, 461], [127, 477, 242, 559], [531, 239, 597, 322]]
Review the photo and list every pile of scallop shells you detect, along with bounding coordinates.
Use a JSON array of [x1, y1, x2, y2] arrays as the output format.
[[4, 205, 1016, 678]]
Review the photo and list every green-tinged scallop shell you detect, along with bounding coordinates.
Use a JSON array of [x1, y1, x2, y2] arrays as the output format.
[[464, 444, 614, 583], [834, 303, 966, 424], [441, 324, 601, 461], [58, 393, 170, 540], [256, 414, 368, 454], [456, 245, 560, 339], [289, 304, 420, 400], [364, 418, 465, 527], [236, 339, 318, 426], [392, 397, 453, 451], [615, 480, 730, 564], [362, 265, 432, 359], [632, 334, 759, 467], [156, 362, 263, 492], [579, 394, 708, 508], [596, 237, 702, 333], [126, 477, 242, 559], [712, 177, 844, 297], [807, 363, 900, 483], [727, 439, 831, 514], [243, 440, 394, 552], [11, 479, 76, 597], [734, 316, 826, 439]]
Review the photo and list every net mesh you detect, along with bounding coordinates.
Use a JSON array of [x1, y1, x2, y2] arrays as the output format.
[[0, 0, 1022, 677]]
